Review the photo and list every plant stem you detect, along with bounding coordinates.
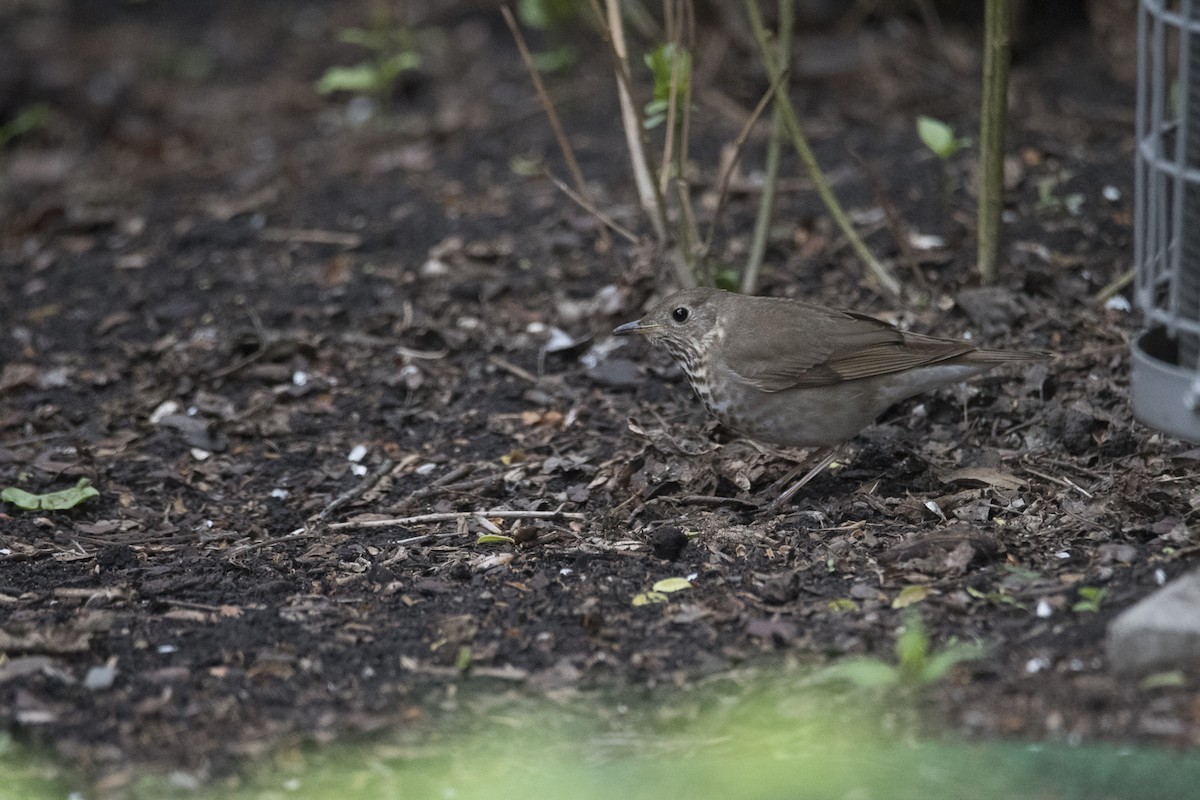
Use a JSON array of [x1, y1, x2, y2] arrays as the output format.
[[742, 0, 793, 296], [593, 0, 694, 287], [701, 70, 787, 261], [501, 6, 612, 252], [741, 0, 901, 297], [977, 0, 1011, 284], [602, 2, 670, 242]]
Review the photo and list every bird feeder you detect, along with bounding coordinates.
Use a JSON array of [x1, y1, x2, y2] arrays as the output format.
[[1133, 0, 1200, 441]]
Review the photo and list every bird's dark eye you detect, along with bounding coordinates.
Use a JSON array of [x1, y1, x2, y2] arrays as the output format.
[[671, 307, 690, 323]]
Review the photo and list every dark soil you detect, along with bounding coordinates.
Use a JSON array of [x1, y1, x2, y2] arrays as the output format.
[[1, 0, 1196, 791]]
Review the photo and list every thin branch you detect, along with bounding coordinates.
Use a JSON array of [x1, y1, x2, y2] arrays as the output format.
[[742, 0, 792, 295], [501, 5, 611, 251], [741, 0, 901, 297], [977, 0, 1011, 283], [702, 69, 789, 260], [231, 509, 584, 556], [1094, 268, 1134, 303], [659, 46, 682, 198], [674, 175, 700, 270], [847, 148, 930, 295], [328, 509, 586, 530], [313, 458, 396, 528], [587, 0, 693, 287], [666, 0, 700, 273], [600, 0, 671, 245], [542, 168, 640, 244]]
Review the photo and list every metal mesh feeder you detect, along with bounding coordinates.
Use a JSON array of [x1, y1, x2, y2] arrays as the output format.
[[1134, 0, 1200, 442]]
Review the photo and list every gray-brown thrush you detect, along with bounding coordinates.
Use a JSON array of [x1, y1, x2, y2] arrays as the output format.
[[613, 287, 1047, 506]]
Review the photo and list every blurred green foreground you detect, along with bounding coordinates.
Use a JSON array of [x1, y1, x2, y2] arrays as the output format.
[[2, 676, 1197, 800]]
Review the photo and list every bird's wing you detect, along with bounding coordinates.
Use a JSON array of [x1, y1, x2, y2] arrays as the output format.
[[722, 301, 974, 392]]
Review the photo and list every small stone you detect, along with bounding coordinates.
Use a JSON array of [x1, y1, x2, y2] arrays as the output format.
[[84, 665, 117, 690], [1106, 568, 1200, 676], [586, 358, 644, 389]]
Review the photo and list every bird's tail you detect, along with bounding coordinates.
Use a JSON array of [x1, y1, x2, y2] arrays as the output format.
[[967, 348, 1052, 364]]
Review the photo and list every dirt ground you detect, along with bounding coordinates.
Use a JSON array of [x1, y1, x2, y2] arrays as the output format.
[[1, 0, 1197, 790]]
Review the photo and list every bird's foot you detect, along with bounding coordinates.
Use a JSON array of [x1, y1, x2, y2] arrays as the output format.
[[763, 447, 839, 513]]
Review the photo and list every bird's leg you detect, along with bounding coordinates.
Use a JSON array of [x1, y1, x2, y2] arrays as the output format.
[[765, 447, 839, 511]]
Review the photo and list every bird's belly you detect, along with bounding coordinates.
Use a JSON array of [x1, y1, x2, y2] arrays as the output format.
[[699, 363, 996, 448], [710, 385, 877, 447]]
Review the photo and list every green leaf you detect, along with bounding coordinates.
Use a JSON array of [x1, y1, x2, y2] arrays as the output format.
[[518, 0, 579, 30], [919, 642, 987, 684], [509, 155, 543, 177], [455, 645, 472, 672], [714, 269, 740, 292], [966, 585, 1027, 610], [379, 51, 420, 81], [0, 103, 50, 150], [808, 659, 900, 689], [517, 0, 550, 28], [632, 591, 668, 606], [1004, 565, 1043, 581], [1140, 670, 1186, 690], [531, 47, 575, 74], [652, 577, 692, 593], [891, 585, 932, 609], [827, 598, 859, 613], [2, 478, 99, 511], [895, 612, 929, 677], [476, 534, 515, 546], [645, 44, 691, 97], [337, 27, 376, 47], [917, 115, 961, 160], [317, 63, 385, 95], [1072, 586, 1107, 613]]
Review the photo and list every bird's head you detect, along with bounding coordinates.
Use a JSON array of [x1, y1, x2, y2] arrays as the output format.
[[613, 287, 727, 366]]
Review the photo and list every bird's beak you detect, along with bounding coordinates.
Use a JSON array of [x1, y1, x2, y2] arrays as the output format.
[[613, 319, 652, 336]]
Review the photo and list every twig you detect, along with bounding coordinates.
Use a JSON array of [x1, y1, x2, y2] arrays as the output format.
[[488, 354, 541, 384], [586, 0, 693, 287], [702, 67, 789, 269], [671, 494, 759, 509], [259, 228, 362, 247], [209, 302, 271, 380], [676, 0, 695, 185], [1034, 457, 1108, 482], [227, 532, 317, 558], [0, 431, 71, 448], [327, 508, 585, 530], [660, 0, 700, 275], [597, 0, 670, 245], [674, 176, 700, 269], [742, 0, 792, 296], [847, 148, 929, 294], [1094, 268, 1134, 303], [474, 515, 505, 535], [227, 508, 579, 556], [396, 344, 448, 360], [541, 169, 640, 244], [659, 43, 682, 199], [314, 458, 396, 527], [977, 0, 1011, 283], [1022, 467, 1095, 499], [396, 463, 476, 507], [741, 0, 901, 297], [501, 5, 611, 252]]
